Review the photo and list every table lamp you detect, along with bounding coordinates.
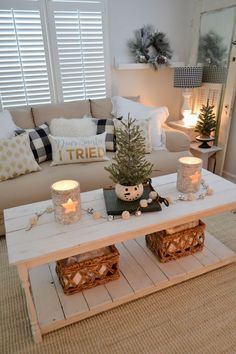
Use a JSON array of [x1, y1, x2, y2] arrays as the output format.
[[174, 66, 203, 119]]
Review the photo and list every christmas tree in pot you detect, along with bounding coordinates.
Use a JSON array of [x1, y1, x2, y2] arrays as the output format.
[[105, 117, 153, 201], [195, 100, 217, 148]]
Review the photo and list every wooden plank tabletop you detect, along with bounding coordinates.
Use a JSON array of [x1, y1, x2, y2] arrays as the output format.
[[4, 171, 236, 267]]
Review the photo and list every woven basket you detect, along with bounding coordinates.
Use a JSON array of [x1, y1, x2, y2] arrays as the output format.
[[56, 245, 120, 295], [146, 220, 205, 263]]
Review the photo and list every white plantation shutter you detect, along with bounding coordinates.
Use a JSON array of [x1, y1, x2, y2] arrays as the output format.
[[0, 4, 52, 108], [49, 1, 107, 101], [0, 1, 109, 108], [194, 83, 223, 117]]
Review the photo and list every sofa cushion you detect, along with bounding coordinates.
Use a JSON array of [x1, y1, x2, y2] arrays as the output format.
[[90, 96, 140, 119], [49, 133, 108, 165], [94, 118, 116, 152], [8, 107, 35, 129], [111, 96, 168, 150], [32, 100, 91, 126], [0, 133, 41, 182], [0, 110, 19, 139], [90, 98, 113, 118], [50, 117, 96, 137], [113, 118, 152, 153], [164, 125, 190, 152], [15, 123, 52, 163]]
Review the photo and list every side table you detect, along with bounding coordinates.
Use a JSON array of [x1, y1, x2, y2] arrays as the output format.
[[190, 142, 222, 171]]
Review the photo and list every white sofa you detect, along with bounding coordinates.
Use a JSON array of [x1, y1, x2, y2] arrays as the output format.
[[0, 98, 191, 235]]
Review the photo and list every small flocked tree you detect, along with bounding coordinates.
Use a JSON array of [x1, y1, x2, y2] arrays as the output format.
[[195, 100, 217, 138], [105, 117, 153, 186]]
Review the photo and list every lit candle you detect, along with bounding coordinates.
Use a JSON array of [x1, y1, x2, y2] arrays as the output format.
[[177, 157, 202, 193], [51, 180, 81, 224]]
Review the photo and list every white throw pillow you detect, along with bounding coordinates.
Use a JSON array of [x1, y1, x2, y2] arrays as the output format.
[[50, 116, 96, 137], [0, 133, 41, 182], [111, 96, 169, 150], [0, 110, 19, 139], [113, 118, 152, 153], [49, 132, 108, 165]]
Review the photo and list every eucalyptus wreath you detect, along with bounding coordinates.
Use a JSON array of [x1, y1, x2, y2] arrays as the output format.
[[128, 25, 173, 70]]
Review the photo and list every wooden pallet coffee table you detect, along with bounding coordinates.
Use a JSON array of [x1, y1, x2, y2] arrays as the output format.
[[4, 170, 236, 342]]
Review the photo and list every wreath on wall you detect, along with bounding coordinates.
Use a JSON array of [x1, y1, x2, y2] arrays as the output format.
[[128, 25, 173, 70]]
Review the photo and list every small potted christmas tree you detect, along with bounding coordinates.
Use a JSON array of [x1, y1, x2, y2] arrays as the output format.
[[105, 117, 153, 201], [195, 100, 217, 148]]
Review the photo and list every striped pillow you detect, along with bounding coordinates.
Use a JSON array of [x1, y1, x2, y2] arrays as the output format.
[[95, 119, 115, 152]]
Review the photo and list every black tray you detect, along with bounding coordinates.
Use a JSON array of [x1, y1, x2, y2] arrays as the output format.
[[103, 185, 162, 216]]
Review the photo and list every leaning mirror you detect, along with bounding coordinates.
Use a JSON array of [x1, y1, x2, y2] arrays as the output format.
[[197, 6, 236, 84]]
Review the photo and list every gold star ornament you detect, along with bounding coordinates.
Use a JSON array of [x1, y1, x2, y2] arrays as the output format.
[[61, 198, 78, 214]]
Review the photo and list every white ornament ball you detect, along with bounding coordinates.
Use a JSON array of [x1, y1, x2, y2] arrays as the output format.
[[135, 210, 142, 216], [149, 191, 158, 200], [122, 210, 130, 220], [207, 187, 214, 196], [46, 206, 54, 213], [30, 216, 38, 226], [92, 211, 101, 220], [147, 198, 153, 204], [187, 193, 196, 201], [107, 215, 114, 221], [166, 196, 173, 204], [140, 199, 148, 208]]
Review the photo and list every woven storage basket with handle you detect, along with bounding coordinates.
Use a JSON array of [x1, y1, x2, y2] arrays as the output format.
[[146, 220, 205, 263], [56, 245, 120, 295]]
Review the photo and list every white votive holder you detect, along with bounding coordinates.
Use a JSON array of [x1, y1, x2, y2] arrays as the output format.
[[51, 180, 81, 224], [177, 156, 202, 193]]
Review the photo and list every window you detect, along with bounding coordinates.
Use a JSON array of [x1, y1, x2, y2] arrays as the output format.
[[0, 0, 108, 108], [0, 6, 52, 107]]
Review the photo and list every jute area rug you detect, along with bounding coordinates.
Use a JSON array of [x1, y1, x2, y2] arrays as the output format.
[[1, 212, 236, 354]]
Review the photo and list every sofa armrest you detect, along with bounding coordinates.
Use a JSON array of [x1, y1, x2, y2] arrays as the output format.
[[164, 126, 190, 152]]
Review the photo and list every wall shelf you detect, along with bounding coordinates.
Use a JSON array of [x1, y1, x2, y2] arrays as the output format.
[[115, 62, 185, 70]]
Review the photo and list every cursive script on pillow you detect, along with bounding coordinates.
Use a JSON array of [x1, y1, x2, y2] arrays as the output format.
[[49, 133, 109, 165]]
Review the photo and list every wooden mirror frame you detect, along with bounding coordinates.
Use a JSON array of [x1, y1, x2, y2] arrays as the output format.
[[189, 0, 236, 175]]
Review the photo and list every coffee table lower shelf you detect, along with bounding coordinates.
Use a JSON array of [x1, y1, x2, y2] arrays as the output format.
[[29, 232, 236, 338]]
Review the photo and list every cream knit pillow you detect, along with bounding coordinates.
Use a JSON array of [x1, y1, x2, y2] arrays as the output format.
[[0, 133, 40, 181]]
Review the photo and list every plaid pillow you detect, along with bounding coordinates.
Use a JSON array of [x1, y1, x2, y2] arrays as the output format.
[[95, 119, 115, 151], [15, 123, 52, 163]]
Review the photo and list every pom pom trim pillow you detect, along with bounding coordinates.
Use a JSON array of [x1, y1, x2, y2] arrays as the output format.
[[50, 117, 96, 137], [49, 132, 108, 165], [111, 96, 169, 150], [0, 133, 41, 182], [15, 123, 51, 163]]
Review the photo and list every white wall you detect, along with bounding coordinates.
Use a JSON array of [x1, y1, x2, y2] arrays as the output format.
[[107, 0, 195, 119]]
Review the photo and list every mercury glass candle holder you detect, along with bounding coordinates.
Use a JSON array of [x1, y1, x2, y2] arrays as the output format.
[[51, 180, 81, 224], [177, 157, 202, 193]]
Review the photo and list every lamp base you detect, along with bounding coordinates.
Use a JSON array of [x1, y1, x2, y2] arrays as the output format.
[[181, 89, 192, 119]]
